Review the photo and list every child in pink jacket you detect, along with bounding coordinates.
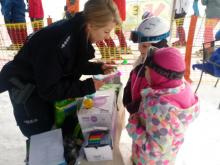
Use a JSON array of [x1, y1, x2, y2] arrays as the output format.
[[126, 47, 199, 165]]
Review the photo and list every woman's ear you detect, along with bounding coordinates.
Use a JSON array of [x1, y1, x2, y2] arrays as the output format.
[[87, 23, 97, 35]]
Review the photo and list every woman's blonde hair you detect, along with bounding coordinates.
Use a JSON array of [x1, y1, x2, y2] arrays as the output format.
[[83, 0, 121, 28]]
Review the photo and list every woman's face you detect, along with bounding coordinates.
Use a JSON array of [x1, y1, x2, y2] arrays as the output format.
[[87, 21, 116, 43], [138, 42, 151, 57]]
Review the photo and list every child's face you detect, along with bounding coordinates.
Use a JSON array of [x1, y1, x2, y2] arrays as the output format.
[[138, 42, 151, 57], [87, 21, 116, 43], [145, 66, 151, 85]]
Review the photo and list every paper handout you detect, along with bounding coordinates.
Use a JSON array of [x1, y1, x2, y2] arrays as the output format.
[[29, 129, 66, 165]]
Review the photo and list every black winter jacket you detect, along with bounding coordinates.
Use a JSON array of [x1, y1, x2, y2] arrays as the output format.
[[0, 12, 104, 101]]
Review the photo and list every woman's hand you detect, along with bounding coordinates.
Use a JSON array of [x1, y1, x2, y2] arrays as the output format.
[[93, 79, 105, 90], [102, 63, 117, 75]]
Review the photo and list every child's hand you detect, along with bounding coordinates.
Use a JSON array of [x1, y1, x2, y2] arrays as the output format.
[[93, 79, 105, 90], [102, 64, 117, 75]]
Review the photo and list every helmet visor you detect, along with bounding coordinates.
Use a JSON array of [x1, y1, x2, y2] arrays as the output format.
[[130, 30, 170, 43]]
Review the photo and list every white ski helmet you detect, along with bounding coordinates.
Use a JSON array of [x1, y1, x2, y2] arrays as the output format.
[[130, 16, 170, 43]]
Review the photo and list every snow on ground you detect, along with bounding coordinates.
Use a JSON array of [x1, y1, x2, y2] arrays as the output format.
[[0, 92, 26, 165]]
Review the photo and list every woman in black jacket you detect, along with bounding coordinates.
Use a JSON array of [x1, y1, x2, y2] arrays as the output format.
[[0, 0, 121, 137]]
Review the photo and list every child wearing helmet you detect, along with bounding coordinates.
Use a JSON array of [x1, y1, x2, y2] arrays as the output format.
[[132, 10, 154, 68], [123, 16, 170, 114], [126, 47, 199, 165]]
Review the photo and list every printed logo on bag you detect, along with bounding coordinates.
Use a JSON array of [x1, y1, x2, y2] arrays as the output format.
[[23, 118, 38, 124], [82, 117, 90, 121]]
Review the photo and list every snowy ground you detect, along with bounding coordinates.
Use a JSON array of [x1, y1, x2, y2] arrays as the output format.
[[0, 91, 26, 165]]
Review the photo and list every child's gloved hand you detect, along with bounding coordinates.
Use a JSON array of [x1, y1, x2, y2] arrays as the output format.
[[193, 0, 200, 16], [102, 63, 117, 75]]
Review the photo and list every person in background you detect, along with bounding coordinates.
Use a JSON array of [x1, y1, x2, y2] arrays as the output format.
[[112, 0, 128, 53], [27, 0, 44, 32], [0, 0, 120, 138], [172, 0, 200, 47], [123, 16, 170, 115], [1, 0, 27, 50], [64, 0, 79, 19], [172, 0, 191, 47], [126, 47, 199, 165], [202, 0, 220, 43]]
